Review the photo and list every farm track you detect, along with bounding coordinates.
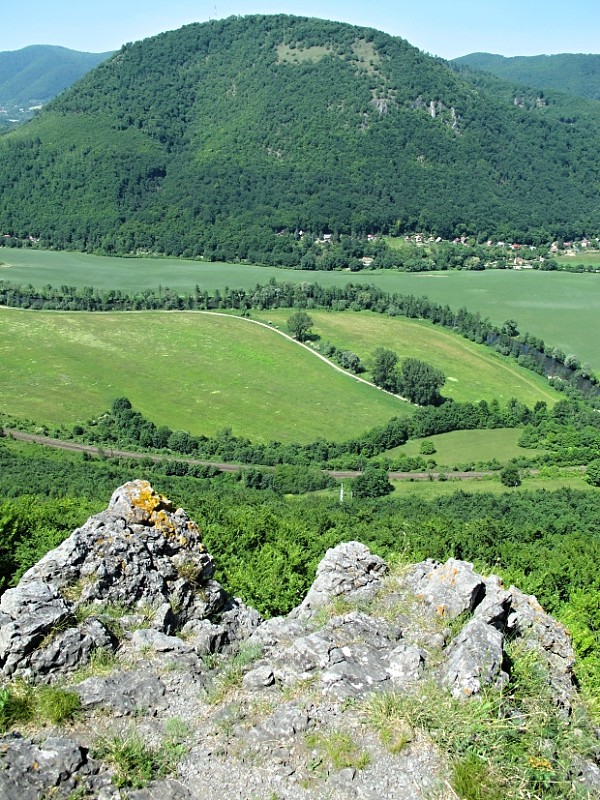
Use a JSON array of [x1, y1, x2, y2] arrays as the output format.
[[3, 428, 545, 482]]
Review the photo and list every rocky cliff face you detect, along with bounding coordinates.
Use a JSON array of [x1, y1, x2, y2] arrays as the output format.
[[0, 481, 598, 800]]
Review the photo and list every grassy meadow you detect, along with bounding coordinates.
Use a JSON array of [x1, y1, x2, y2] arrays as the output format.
[[556, 252, 600, 269], [0, 308, 406, 441], [1, 249, 599, 372], [386, 428, 541, 467], [265, 309, 561, 407], [386, 472, 590, 498]]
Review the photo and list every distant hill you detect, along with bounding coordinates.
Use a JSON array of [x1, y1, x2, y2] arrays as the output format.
[[1, 15, 600, 262], [453, 52, 600, 101], [0, 45, 112, 128]]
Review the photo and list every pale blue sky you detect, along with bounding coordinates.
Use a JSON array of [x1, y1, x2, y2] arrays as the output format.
[[3, 1, 598, 59]]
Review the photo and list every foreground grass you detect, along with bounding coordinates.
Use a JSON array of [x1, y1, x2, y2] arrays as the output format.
[[364, 643, 598, 800], [0, 308, 405, 441], [2, 250, 599, 372]]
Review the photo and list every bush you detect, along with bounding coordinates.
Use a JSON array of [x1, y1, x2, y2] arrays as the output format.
[[585, 459, 600, 487], [352, 465, 393, 498], [500, 464, 521, 487]]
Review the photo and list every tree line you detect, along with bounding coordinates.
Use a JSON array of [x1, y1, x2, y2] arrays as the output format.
[[58, 395, 553, 471], [1, 278, 597, 399]]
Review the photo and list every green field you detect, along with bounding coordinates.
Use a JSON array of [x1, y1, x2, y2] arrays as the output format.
[[265, 309, 561, 407], [556, 252, 600, 268], [388, 428, 541, 467], [0, 308, 406, 441], [1, 249, 598, 372], [386, 472, 590, 498]]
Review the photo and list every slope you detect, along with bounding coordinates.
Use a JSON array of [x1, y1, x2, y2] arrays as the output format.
[[454, 52, 600, 101], [1, 15, 600, 261], [0, 307, 406, 441]]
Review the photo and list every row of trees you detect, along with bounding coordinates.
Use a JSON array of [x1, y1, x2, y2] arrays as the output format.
[[64, 394, 583, 472], [1, 279, 597, 400]]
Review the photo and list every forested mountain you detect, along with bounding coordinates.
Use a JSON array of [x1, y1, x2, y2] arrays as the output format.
[[1, 15, 600, 262], [453, 52, 600, 101], [0, 45, 111, 128]]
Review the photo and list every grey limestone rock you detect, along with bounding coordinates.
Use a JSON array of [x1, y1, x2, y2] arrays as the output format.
[[507, 585, 577, 709], [0, 483, 596, 800], [130, 628, 195, 654], [386, 643, 427, 687], [292, 541, 387, 618], [0, 734, 88, 800], [74, 669, 167, 715], [442, 617, 508, 698], [406, 558, 486, 619], [242, 664, 275, 690], [0, 481, 258, 681]]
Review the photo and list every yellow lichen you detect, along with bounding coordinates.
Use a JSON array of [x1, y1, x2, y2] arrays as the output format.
[[129, 481, 164, 516]]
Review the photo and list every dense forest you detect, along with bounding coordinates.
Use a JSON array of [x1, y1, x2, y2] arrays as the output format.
[[454, 52, 600, 101], [2, 15, 600, 261]]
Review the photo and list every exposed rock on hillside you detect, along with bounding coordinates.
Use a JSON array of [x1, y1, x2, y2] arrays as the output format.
[[0, 482, 598, 800]]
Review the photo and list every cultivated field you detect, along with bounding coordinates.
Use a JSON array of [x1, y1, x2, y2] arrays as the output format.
[[0, 308, 406, 441], [265, 309, 561, 407], [1, 249, 598, 372]]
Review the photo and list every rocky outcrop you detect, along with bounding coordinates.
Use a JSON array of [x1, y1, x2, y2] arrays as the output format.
[[0, 481, 259, 682], [0, 482, 597, 800]]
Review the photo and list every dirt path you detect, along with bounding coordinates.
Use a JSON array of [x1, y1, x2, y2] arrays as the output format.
[[3, 428, 497, 481], [201, 311, 413, 402]]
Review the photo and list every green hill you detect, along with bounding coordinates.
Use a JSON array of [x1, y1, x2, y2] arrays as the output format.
[[453, 52, 600, 101], [0, 45, 111, 129], [2, 15, 600, 261]]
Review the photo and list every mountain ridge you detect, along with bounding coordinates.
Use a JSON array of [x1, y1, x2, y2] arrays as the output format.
[[1, 15, 600, 261], [0, 45, 112, 128], [453, 51, 600, 101]]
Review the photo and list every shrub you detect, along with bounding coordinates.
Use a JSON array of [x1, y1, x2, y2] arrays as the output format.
[[500, 464, 521, 487]]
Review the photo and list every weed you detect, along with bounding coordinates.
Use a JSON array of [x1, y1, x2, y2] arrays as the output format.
[[363, 651, 599, 800], [309, 596, 369, 630], [452, 753, 504, 800], [36, 686, 81, 725], [0, 682, 81, 731], [446, 609, 472, 641], [363, 691, 414, 754], [164, 716, 192, 742], [69, 647, 118, 683], [37, 614, 77, 650], [205, 642, 263, 704], [93, 728, 184, 789], [59, 576, 94, 603], [279, 674, 319, 702], [305, 730, 370, 772], [0, 683, 34, 731], [175, 559, 202, 583]]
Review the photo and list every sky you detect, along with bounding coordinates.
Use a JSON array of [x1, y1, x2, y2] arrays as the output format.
[[3, 1, 599, 60]]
